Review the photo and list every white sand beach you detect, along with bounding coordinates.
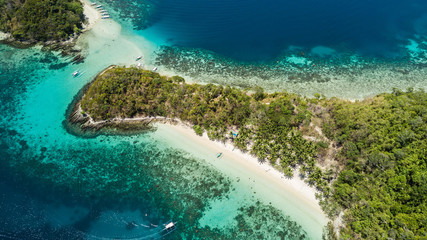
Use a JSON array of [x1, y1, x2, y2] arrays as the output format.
[[75, 1, 157, 69], [72, 3, 329, 236], [81, 0, 101, 32], [152, 122, 328, 237]]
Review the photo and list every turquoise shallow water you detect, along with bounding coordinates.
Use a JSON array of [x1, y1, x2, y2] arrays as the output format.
[[0, 25, 318, 240], [99, 0, 427, 99], [3, 0, 427, 238], [108, 0, 427, 61]]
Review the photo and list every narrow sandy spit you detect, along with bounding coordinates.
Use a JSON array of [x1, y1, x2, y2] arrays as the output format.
[[81, 0, 101, 31], [72, 2, 329, 236], [152, 122, 329, 237]]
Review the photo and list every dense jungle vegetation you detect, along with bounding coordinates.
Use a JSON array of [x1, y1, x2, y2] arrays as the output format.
[[81, 67, 325, 186], [0, 0, 84, 42], [319, 89, 427, 239], [80, 67, 427, 239]]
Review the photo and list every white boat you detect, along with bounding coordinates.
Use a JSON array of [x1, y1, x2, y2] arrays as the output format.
[[101, 16, 110, 19], [152, 67, 158, 71], [136, 56, 143, 61], [161, 221, 176, 236], [72, 70, 79, 77], [137, 63, 142, 67], [91, 2, 96, 6], [96, 5, 102, 8], [100, 10, 108, 13], [165, 222, 175, 229], [102, 13, 109, 16]]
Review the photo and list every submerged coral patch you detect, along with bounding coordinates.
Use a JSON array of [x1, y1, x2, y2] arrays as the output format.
[[155, 45, 427, 99]]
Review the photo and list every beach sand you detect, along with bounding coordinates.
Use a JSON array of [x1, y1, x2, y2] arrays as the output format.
[[72, 4, 329, 237], [75, 1, 158, 69], [81, 0, 101, 32], [152, 122, 328, 237]]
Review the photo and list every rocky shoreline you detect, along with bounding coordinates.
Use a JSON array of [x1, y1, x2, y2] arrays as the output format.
[[67, 104, 180, 136], [65, 65, 183, 137]]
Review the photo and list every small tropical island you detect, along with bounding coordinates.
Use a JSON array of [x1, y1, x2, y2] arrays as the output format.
[[69, 66, 427, 239], [2, 0, 426, 238], [0, 0, 84, 51]]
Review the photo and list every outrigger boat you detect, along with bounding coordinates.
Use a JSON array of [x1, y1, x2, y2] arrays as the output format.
[[161, 221, 176, 236]]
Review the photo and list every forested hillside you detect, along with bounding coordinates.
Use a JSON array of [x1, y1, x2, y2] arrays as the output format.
[[81, 67, 325, 186], [79, 67, 427, 239], [0, 0, 84, 42], [320, 89, 427, 239]]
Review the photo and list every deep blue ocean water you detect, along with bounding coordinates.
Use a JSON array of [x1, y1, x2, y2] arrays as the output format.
[[1, 0, 427, 239], [137, 0, 427, 61], [0, 35, 310, 239]]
